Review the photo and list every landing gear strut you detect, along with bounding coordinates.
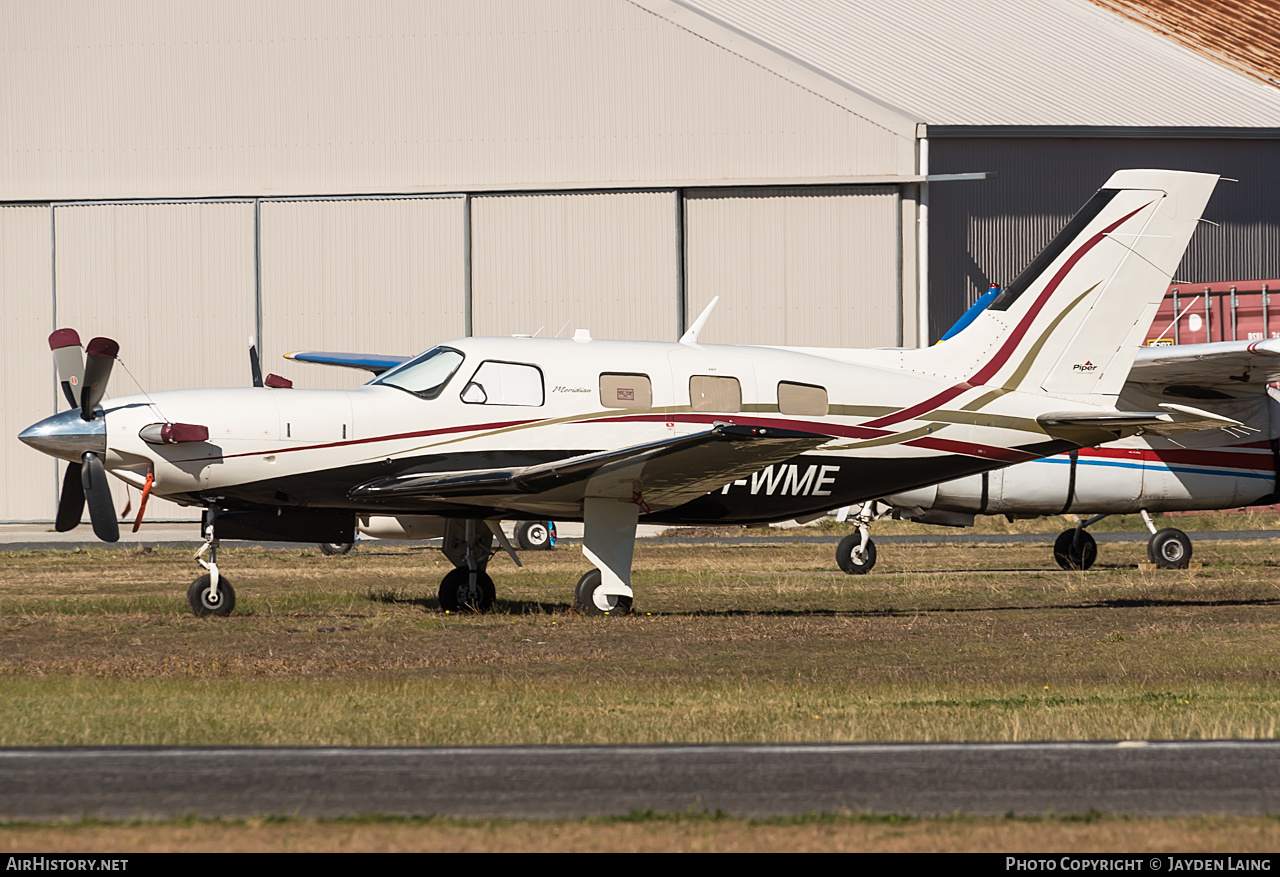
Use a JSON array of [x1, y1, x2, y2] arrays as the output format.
[[572, 497, 638, 617], [834, 502, 887, 575], [190, 513, 236, 616], [438, 519, 499, 613]]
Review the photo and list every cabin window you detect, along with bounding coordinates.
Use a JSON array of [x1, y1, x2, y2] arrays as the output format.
[[778, 381, 828, 416], [374, 346, 464, 400], [690, 375, 741, 413], [600, 373, 652, 409], [460, 361, 544, 406]]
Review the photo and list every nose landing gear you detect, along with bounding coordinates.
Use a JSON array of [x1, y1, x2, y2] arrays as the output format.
[[190, 515, 236, 616]]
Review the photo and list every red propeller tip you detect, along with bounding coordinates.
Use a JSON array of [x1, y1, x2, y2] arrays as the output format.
[[86, 337, 119, 359], [49, 328, 81, 350]]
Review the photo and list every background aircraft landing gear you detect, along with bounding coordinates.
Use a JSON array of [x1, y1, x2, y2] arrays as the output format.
[[1148, 527, 1193, 569], [515, 521, 555, 551], [836, 531, 877, 574], [319, 541, 353, 556], [1053, 528, 1097, 571], [573, 569, 633, 616], [188, 573, 235, 617]]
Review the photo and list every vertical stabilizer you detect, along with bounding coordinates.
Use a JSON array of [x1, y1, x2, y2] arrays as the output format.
[[910, 169, 1218, 401]]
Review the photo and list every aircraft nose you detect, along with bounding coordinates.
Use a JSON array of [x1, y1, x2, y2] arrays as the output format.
[[18, 409, 107, 463]]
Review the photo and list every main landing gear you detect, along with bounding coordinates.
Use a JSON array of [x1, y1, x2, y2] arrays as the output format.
[[1052, 510, 1192, 571], [438, 519, 502, 612]]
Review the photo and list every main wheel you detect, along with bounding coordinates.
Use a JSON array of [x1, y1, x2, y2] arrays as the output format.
[[515, 521, 555, 551], [438, 568, 496, 613], [573, 569, 633, 616], [319, 542, 353, 556], [1053, 529, 1097, 571], [1148, 527, 1192, 569], [836, 533, 877, 574], [187, 574, 236, 617]]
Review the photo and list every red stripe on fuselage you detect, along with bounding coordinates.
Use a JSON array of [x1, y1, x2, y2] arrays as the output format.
[[173, 417, 540, 463]]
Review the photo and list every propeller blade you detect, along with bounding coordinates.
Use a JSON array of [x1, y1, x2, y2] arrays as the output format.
[[249, 338, 264, 388], [49, 329, 85, 410], [54, 462, 85, 533], [80, 337, 119, 421], [80, 452, 119, 543]]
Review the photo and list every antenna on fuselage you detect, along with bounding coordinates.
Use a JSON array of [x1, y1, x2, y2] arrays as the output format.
[[680, 296, 720, 345]]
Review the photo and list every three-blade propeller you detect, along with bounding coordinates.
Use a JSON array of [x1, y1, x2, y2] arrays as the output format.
[[49, 329, 120, 542]]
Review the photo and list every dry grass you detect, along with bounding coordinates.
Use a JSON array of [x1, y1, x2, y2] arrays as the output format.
[[1, 534, 1279, 848], [1, 538, 1278, 745], [4, 814, 1280, 853]]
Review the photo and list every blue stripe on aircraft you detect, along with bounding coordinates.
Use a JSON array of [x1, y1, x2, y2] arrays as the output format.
[[1033, 457, 1273, 480]]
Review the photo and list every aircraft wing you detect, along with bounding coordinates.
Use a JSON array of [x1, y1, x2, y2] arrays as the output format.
[[1128, 338, 1280, 388], [285, 351, 410, 375], [350, 423, 830, 511]]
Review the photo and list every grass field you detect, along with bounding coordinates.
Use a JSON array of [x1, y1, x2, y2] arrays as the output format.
[[2, 522, 1278, 850]]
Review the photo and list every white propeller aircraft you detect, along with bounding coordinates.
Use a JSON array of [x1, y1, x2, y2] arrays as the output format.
[[828, 337, 1280, 574], [19, 169, 1233, 617]]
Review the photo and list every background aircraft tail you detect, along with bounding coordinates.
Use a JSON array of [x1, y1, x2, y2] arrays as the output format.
[[910, 169, 1219, 401]]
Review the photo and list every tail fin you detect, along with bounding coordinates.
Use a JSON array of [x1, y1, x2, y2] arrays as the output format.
[[914, 169, 1218, 401]]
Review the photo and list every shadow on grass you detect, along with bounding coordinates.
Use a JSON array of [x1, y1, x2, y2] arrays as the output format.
[[682, 596, 1280, 618]]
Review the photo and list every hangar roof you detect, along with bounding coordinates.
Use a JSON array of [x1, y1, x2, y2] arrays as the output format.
[[1096, 0, 1280, 88], [668, 0, 1280, 128]]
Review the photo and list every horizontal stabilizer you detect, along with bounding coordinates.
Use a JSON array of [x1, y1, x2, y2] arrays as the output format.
[[285, 351, 410, 375], [1039, 403, 1243, 440], [351, 423, 830, 512], [1129, 338, 1280, 389]]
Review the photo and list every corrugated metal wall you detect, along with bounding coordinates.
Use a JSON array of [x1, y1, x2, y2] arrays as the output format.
[[0, 0, 912, 201], [684, 187, 901, 347], [7, 183, 908, 521], [928, 137, 1280, 341], [260, 197, 467, 390], [52, 202, 258, 521], [0, 207, 56, 521], [471, 192, 679, 341]]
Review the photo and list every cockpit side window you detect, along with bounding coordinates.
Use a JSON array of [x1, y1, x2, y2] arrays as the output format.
[[461, 361, 545, 406], [374, 346, 464, 399]]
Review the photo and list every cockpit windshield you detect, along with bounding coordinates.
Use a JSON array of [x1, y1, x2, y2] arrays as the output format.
[[374, 346, 464, 399]]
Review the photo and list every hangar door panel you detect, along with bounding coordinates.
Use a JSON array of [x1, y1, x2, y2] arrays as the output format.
[[260, 197, 466, 390], [685, 187, 900, 348], [0, 206, 56, 521], [54, 202, 257, 521], [471, 192, 678, 342]]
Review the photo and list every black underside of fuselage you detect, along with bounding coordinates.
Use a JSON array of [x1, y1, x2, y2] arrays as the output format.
[[176, 440, 1080, 525]]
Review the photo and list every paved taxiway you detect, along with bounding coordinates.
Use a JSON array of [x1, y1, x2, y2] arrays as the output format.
[[1, 742, 1278, 820]]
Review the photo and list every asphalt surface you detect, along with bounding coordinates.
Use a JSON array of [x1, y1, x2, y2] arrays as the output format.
[[1, 742, 1277, 820]]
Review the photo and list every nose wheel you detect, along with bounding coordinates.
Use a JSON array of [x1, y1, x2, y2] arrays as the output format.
[[188, 574, 235, 617]]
